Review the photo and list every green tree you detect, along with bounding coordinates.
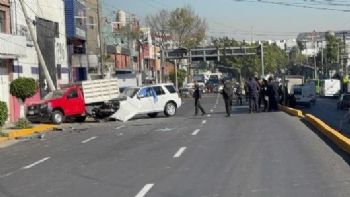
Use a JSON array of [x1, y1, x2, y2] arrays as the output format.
[[169, 69, 187, 88], [289, 46, 306, 65], [325, 33, 341, 64], [168, 6, 207, 49], [0, 101, 8, 129], [10, 77, 37, 118]]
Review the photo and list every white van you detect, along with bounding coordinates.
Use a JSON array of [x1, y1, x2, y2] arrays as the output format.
[[320, 79, 341, 97], [292, 83, 317, 108]]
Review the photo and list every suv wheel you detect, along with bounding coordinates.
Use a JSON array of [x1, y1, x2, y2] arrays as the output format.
[[52, 110, 64, 124], [164, 102, 176, 117]]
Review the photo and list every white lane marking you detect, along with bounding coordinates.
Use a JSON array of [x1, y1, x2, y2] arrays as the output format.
[[202, 120, 207, 124], [207, 114, 211, 117], [81, 136, 97, 144], [135, 183, 154, 197], [115, 125, 125, 130], [22, 157, 51, 169], [192, 129, 200, 136], [0, 172, 14, 178], [173, 147, 187, 158], [210, 109, 214, 112]]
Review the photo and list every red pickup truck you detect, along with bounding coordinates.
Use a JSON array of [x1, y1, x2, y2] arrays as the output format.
[[26, 79, 120, 124]]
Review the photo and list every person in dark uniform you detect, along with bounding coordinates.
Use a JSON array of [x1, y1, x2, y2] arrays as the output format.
[[261, 79, 269, 112], [235, 83, 243, 105], [222, 80, 233, 117], [247, 77, 260, 113], [267, 77, 278, 111], [193, 83, 206, 116]]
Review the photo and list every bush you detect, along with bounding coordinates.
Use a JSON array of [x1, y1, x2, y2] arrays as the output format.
[[13, 118, 33, 129], [10, 77, 36, 102], [0, 101, 8, 128], [169, 69, 187, 88]]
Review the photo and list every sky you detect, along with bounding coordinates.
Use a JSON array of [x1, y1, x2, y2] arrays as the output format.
[[102, 0, 350, 41]]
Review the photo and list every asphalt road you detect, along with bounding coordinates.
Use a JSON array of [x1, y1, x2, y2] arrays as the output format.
[[302, 97, 350, 136], [1, 94, 350, 197]]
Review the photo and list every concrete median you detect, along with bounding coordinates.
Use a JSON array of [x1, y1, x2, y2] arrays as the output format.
[[304, 114, 350, 154], [0, 124, 57, 143], [279, 104, 350, 154], [279, 105, 304, 118]]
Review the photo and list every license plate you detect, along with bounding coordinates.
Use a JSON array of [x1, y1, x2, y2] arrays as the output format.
[[28, 110, 34, 115]]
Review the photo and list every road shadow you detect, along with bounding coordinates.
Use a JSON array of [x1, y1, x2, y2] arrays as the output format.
[[300, 118, 350, 166]]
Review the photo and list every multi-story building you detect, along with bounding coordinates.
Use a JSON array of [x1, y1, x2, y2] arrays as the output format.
[[64, 0, 88, 81], [1, 0, 69, 122], [85, 0, 100, 74], [103, 10, 139, 71], [0, 0, 26, 122]]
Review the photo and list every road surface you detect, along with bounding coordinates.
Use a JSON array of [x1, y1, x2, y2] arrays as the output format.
[[1, 94, 350, 197], [303, 97, 350, 136]]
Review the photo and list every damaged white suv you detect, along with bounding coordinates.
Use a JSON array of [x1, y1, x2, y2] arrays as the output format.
[[113, 83, 182, 122]]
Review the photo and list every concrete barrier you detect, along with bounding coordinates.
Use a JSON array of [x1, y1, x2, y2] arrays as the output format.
[[1, 124, 57, 141], [304, 114, 350, 154], [279, 105, 304, 118]]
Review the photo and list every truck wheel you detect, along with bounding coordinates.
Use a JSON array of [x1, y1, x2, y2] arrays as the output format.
[[75, 116, 86, 123], [164, 102, 176, 117], [147, 113, 158, 118], [52, 110, 64, 124]]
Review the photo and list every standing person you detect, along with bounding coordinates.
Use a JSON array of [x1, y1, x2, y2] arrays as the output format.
[[222, 80, 234, 117], [343, 74, 349, 93], [267, 77, 278, 111], [261, 79, 269, 112], [255, 77, 262, 109], [247, 77, 260, 113], [193, 83, 206, 116], [235, 83, 243, 105]]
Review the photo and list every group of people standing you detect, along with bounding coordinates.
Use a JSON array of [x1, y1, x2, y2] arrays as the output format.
[[245, 77, 279, 113], [192, 76, 280, 117]]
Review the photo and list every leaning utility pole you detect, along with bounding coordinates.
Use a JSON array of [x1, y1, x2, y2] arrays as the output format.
[[18, 0, 55, 91], [96, 0, 104, 77]]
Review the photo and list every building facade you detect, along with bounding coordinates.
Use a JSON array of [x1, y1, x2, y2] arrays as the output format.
[[85, 0, 100, 74], [64, 0, 88, 81], [0, 0, 69, 122]]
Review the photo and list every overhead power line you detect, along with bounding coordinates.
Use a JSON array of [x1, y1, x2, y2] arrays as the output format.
[[232, 0, 350, 12]]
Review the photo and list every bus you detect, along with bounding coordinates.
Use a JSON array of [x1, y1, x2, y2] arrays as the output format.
[[320, 79, 341, 97]]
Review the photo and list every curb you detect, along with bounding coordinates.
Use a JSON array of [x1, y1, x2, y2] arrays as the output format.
[[1, 124, 57, 141], [279, 105, 350, 154], [278, 105, 304, 118], [304, 114, 350, 154]]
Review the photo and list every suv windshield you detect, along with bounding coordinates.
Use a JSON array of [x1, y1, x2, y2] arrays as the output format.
[[44, 90, 65, 99], [122, 87, 140, 98]]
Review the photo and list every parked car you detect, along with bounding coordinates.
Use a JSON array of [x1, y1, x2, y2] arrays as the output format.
[[179, 87, 192, 98], [337, 93, 350, 110], [112, 83, 182, 122]]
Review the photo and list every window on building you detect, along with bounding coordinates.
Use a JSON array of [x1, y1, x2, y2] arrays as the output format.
[[0, 11, 5, 33], [89, 16, 94, 29]]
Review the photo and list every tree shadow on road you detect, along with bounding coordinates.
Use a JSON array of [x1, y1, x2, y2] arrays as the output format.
[[301, 119, 350, 166]]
